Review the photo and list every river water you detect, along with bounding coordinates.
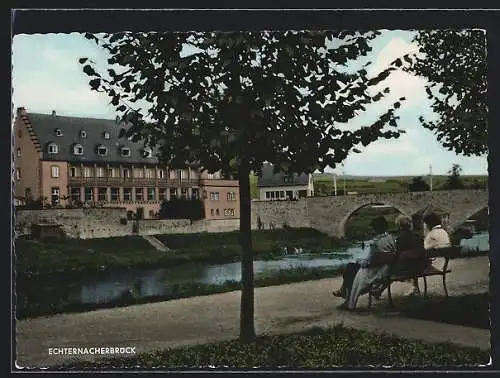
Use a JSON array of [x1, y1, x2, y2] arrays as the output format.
[[16, 232, 489, 314]]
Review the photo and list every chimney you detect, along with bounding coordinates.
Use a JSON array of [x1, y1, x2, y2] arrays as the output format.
[[51, 110, 56, 116]]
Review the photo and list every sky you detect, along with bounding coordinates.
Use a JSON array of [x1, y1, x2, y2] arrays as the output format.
[[11, 30, 488, 177]]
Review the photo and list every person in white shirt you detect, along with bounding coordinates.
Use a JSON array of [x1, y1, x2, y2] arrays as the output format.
[[423, 212, 451, 250]]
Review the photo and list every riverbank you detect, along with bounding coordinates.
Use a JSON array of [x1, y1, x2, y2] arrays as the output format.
[[15, 228, 351, 276], [17, 265, 346, 319], [16, 256, 490, 368]]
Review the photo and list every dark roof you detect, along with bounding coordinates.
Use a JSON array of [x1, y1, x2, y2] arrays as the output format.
[[257, 164, 310, 188], [25, 112, 162, 165]]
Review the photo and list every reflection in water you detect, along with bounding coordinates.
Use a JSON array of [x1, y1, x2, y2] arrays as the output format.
[[18, 232, 488, 310]]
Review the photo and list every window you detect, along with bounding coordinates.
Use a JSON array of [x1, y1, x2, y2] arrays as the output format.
[[55, 128, 63, 137], [70, 187, 80, 202], [159, 188, 167, 200], [169, 170, 177, 179], [80, 130, 87, 138], [169, 188, 177, 199], [135, 188, 143, 201], [121, 147, 131, 157], [84, 187, 93, 201], [51, 165, 60, 178], [97, 146, 108, 156], [73, 144, 84, 155], [142, 147, 153, 158], [224, 209, 228, 216], [51, 187, 60, 205], [180, 169, 188, 179], [145, 168, 154, 179], [96, 167, 104, 178], [210, 192, 219, 201], [83, 167, 92, 177], [191, 188, 199, 200], [123, 168, 131, 178], [98, 187, 107, 201], [16, 148, 21, 157], [208, 171, 220, 180], [181, 188, 189, 199], [215, 209, 220, 216], [210, 209, 214, 216], [103, 132, 110, 140], [134, 169, 144, 178], [265, 191, 270, 199], [158, 169, 165, 179], [111, 187, 120, 201], [123, 188, 132, 201], [190, 169, 198, 180], [48, 143, 59, 154], [70, 167, 78, 177], [280, 191, 285, 199], [147, 187, 156, 201], [230, 209, 235, 216], [15, 168, 21, 180], [227, 192, 236, 201], [25, 188, 32, 201]]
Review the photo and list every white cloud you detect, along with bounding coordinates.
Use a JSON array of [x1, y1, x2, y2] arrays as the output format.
[[368, 37, 428, 110]]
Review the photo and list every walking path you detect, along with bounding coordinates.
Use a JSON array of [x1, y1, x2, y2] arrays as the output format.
[[15, 256, 490, 368]]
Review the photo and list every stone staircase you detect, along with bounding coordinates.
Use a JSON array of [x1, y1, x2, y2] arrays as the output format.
[[142, 235, 170, 252]]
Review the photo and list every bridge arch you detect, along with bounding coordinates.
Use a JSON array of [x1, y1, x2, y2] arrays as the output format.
[[339, 200, 413, 240]]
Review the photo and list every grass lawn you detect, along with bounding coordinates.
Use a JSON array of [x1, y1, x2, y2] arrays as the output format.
[[15, 228, 349, 276], [382, 293, 490, 330], [55, 325, 489, 369]]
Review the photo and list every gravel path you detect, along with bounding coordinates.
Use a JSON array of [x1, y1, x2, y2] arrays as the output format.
[[15, 255, 490, 368]]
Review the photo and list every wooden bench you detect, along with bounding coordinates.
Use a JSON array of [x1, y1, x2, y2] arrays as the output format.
[[365, 246, 462, 309]]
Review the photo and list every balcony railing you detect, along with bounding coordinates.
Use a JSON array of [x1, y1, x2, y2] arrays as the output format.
[[68, 176, 200, 187]]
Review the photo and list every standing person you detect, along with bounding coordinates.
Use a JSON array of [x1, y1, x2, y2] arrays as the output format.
[[393, 215, 425, 296], [339, 216, 397, 310]]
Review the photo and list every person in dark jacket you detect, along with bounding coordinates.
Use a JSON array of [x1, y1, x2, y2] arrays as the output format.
[[393, 215, 426, 296]]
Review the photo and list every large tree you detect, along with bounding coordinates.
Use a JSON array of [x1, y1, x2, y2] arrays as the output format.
[[407, 30, 487, 156], [80, 30, 405, 341]]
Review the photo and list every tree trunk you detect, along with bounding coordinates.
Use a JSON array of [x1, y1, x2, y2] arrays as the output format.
[[238, 162, 255, 342]]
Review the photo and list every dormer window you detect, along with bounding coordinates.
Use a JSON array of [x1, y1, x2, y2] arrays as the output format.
[[55, 128, 63, 137], [103, 132, 110, 140], [121, 147, 131, 157], [97, 145, 108, 156], [80, 130, 87, 138], [73, 144, 84, 155], [48, 143, 59, 154], [142, 147, 153, 158]]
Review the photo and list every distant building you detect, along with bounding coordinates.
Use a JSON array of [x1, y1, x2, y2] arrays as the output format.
[[13, 108, 239, 220], [257, 163, 314, 200]]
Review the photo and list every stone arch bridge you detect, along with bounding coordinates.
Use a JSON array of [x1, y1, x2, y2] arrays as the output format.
[[251, 189, 489, 238]]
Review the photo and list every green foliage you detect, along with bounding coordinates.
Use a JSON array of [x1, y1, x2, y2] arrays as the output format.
[[159, 198, 205, 220], [57, 324, 488, 369], [80, 31, 406, 176], [344, 206, 401, 240], [408, 176, 430, 192], [443, 163, 465, 190], [408, 30, 487, 156], [15, 229, 348, 276]]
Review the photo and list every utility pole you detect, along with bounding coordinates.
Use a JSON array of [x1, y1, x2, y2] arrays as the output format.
[[343, 164, 346, 195], [333, 173, 337, 196], [429, 164, 433, 191]]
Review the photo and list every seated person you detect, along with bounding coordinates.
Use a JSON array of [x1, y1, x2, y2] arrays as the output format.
[[338, 216, 397, 310], [423, 212, 451, 250], [392, 215, 425, 296]]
